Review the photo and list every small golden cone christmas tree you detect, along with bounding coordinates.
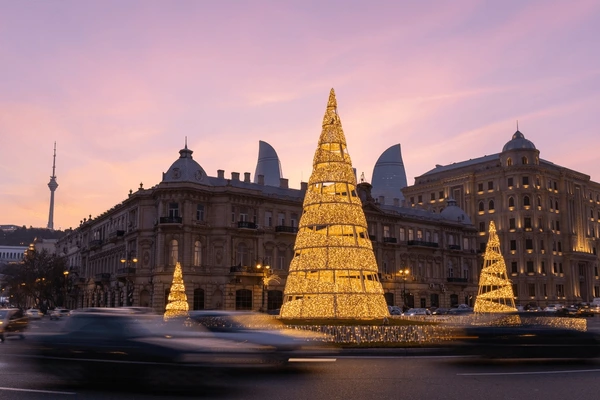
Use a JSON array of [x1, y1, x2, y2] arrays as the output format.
[[474, 221, 518, 313], [279, 88, 389, 319], [164, 262, 189, 320]]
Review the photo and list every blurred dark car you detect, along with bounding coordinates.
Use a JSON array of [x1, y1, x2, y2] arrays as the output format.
[[556, 306, 578, 317], [576, 305, 596, 317], [26, 309, 285, 388], [0, 308, 28, 342], [188, 310, 334, 363], [432, 308, 449, 315], [456, 322, 600, 359]]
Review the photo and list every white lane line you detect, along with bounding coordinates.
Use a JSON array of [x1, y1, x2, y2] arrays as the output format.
[[288, 358, 337, 362], [0, 386, 76, 395], [458, 369, 600, 376]]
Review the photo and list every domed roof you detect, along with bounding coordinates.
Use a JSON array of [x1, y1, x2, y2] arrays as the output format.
[[162, 142, 211, 185], [254, 140, 283, 186], [502, 130, 536, 152], [370, 144, 408, 204], [440, 198, 471, 224]]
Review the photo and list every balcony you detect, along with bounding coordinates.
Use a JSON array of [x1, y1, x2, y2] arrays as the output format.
[[94, 273, 111, 284], [159, 216, 182, 224], [447, 277, 468, 284], [116, 267, 137, 276], [108, 230, 126, 242], [237, 221, 258, 230], [89, 239, 103, 249], [407, 240, 439, 248], [448, 244, 461, 251], [275, 225, 298, 234], [383, 237, 397, 244]]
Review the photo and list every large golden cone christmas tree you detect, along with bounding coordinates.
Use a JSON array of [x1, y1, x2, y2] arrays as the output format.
[[474, 221, 518, 313], [280, 89, 390, 319], [164, 262, 190, 320]]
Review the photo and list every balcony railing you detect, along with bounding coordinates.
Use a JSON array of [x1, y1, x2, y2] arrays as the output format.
[[275, 225, 298, 234], [383, 237, 397, 244], [116, 267, 137, 276], [237, 221, 258, 229], [94, 273, 111, 283], [448, 244, 461, 250], [159, 216, 182, 224], [446, 277, 468, 283], [407, 240, 439, 248]]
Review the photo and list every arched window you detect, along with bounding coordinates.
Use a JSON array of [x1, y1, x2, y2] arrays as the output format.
[[236, 289, 253, 310], [193, 288, 205, 310], [507, 158, 512, 166], [523, 196, 531, 207], [194, 241, 202, 266], [508, 197, 515, 208], [537, 196, 542, 208], [488, 200, 495, 211], [478, 201, 484, 212], [169, 240, 178, 265], [522, 156, 528, 165]]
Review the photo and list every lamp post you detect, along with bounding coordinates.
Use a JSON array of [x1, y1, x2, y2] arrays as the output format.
[[63, 270, 69, 308], [256, 261, 270, 312], [399, 268, 410, 311], [120, 252, 138, 307]]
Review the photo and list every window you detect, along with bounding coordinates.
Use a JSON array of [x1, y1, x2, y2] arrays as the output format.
[[525, 239, 533, 250], [556, 284, 564, 297], [508, 197, 515, 208], [507, 158, 512, 166], [194, 241, 202, 266], [478, 201, 484, 212], [399, 228, 406, 241], [528, 284, 535, 297], [524, 217, 532, 230], [418, 195, 423, 204], [264, 211, 272, 227], [540, 240, 544, 252], [479, 222, 485, 233], [553, 182, 558, 191], [235, 289, 253, 310], [383, 225, 391, 238], [509, 218, 516, 230], [537, 196, 542, 208], [439, 191, 444, 200], [169, 240, 178, 265], [507, 177, 514, 188], [522, 157, 528, 165], [488, 200, 495, 211], [417, 229, 423, 240], [237, 243, 248, 267], [522, 176, 529, 186], [196, 204, 204, 221], [523, 196, 530, 207], [410, 197, 415, 205], [559, 263, 564, 273], [478, 183, 484, 192], [510, 240, 517, 251], [278, 213, 285, 226], [558, 242, 562, 252], [541, 261, 546, 274], [430, 193, 435, 201], [168, 203, 179, 218], [526, 261, 534, 273], [553, 262, 558, 274], [556, 221, 560, 232], [488, 181, 493, 191], [538, 217, 543, 230], [408, 229, 414, 241], [290, 213, 298, 227], [193, 288, 205, 310], [511, 261, 518, 274]]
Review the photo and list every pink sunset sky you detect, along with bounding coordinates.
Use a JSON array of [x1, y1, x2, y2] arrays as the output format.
[[1, 0, 600, 231]]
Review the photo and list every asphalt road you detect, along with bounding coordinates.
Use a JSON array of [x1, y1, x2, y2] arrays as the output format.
[[1, 317, 599, 399]]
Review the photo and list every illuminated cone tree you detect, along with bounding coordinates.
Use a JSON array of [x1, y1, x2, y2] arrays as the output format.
[[280, 89, 389, 319], [164, 262, 189, 320], [474, 221, 518, 313]]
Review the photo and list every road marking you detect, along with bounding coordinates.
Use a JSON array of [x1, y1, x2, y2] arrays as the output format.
[[0, 387, 76, 395], [288, 358, 337, 362], [458, 369, 600, 376]]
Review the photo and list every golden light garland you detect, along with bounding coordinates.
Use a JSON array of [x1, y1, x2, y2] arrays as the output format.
[[473, 221, 518, 313], [279, 88, 389, 319], [164, 262, 190, 320]]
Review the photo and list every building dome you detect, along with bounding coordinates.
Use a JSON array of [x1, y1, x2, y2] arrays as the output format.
[[440, 198, 471, 224], [371, 144, 408, 205], [254, 140, 283, 186], [502, 130, 536, 152], [162, 142, 211, 185]]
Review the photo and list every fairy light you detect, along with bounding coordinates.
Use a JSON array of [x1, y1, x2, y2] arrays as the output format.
[[474, 221, 518, 313], [164, 262, 189, 320], [279, 88, 389, 319]]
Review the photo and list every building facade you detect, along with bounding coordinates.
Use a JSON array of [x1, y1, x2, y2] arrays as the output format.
[[402, 130, 600, 308], [56, 143, 478, 313]]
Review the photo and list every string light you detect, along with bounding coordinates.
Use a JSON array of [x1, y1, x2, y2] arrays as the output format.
[[473, 221, 518, 313], [164, 262, 189, 320], [280, 88, 389, 319]]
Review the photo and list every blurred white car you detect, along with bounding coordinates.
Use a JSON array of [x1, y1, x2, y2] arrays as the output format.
[[49, 308, 71, 320], [404, 308, 431, 316], [25, 309, 44, 319], [388, 306, 402, 315]]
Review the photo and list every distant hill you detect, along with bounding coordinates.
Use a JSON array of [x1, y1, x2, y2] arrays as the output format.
[[0, 227, 67, 246]]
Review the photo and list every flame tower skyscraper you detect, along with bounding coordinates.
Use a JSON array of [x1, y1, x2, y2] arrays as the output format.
[[47, 142, 58, 230]]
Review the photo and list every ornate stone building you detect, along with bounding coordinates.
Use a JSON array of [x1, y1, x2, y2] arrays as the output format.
[[57, 141, 478, 313], [402, 129, 600, 307]]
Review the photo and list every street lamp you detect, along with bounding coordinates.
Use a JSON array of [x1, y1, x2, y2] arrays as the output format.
[[399, 268, 410, 311], [120, 252, 138, 306], [63, 270, 69, 308], [256, 261, 271, 312]]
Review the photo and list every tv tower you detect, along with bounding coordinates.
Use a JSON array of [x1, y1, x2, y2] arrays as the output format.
[[47, 142, 58, 230]]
